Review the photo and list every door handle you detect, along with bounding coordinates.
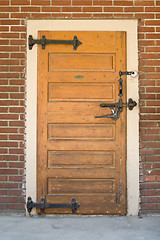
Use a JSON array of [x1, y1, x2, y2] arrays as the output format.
[[95, 98, 137, 120]]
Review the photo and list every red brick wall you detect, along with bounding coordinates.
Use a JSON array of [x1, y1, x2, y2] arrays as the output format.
[[0, 0, 159, 214]]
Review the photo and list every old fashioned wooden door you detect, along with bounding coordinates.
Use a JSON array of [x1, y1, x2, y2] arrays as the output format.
[[37, 31, 127, 215]]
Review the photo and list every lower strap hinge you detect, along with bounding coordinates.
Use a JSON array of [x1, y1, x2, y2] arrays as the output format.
[[27, 197, 80, 214]]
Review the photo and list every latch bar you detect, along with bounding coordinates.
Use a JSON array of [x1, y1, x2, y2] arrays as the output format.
[[28, 35, 82, 50], [95, 98, 137, 120], [27, 197, 80, 214]]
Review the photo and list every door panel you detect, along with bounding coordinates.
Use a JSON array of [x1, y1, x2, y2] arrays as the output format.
[[37, 31, 127, 215]]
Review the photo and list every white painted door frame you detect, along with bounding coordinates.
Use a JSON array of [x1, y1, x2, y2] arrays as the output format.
[[26, 20, 139, 215]]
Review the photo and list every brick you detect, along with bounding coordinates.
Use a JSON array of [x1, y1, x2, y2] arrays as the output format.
[[157, 1, 160, 6], [9, 149, 24, 154], [0, 100, 19, 106], [0, 197, 18, 203], [146, 60, 160, 66], [0, 160, 8, 166], [146, 183, 160, 189], [0, 28, 9, 36], [72, 13, 92, 18], [0, 1, 9, 5], [11, 0, 30, 4], [141, 204, 157, 210], [139, 53, 157, 59], [140, 134, 157, 140], [114, 13, 133, 18], [0, 169, 18, 175], [125, 6, 144, 12], [0, 73, 19, 79], [143, 176, 156, 182], [0, 20, 20, 25], [0, 107, 8, 113], [9, 121, 25, 127], [73, 0, 92, 5], [0, 134, 7, 140], [9, 162, 24, 168], [0, 7, 19, 12], [9, 135, 24, 141], [0, 190, 7, 195], [0, 128, 18, 134], [135, 0, 154, 6], [52, 0, 71, 5], [0, 162, 7, 168], [0, 86, 19, 92], [0, 47, 19, 53], [0, 155, 18, 161], [11, 26, 26, 32], [145, 142, 160, 148], [9, 176, 22, 182], [8, 203, 24, 210], [0, 33, 19, 39], [140, 80, 155, 86], [139, 26, 155, 32], [0, 14, 9, 18], [93, 0, 112, 5], [146, 7, 160, 12], [21, 7, 41, 12], [11, 13, 30, 18], [145, 20, 160, 26], [0, 93, 8, 99], [9, 80, 25, 86], [146, 47, 160, 52], [0, 122, 8, 127], [62, 7, 82, 12], [114, 1, 133, 6], [9, 107, 25, 113], [139, 40, 155, 46], [10, 93, 25, 99], [135, 13, 154, 18], [0, 176, 7, 182], [42, 6, 61, 12], [0, 141, 18, 147], [146, 156, 160, 161], [31, 0, 50, 5], [0, 59, 19, 65], [0, 66, 9, 71], [141, 115, 160, 120], [138, 66, 155, 72], [140, 93, 156, 100], [146, 74, 160, 79], [31, 13, 52, 18], [8, 190, 22, 196], [0, 149, 7, 154], [104, 7, 123, 12], [140, 121, 157, 127], [146, 34, 160, 39], [10, 40, 26, 46], [0, 114, 19, 120]]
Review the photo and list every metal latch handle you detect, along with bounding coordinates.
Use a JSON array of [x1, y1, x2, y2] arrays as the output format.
[[95, 98, 137, 120]]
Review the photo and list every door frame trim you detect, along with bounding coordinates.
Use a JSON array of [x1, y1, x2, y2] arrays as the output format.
[[26, 20, 139, 215]]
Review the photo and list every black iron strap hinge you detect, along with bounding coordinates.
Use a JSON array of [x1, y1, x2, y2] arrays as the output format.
[[27, 197, 80, 214], [28, 35, 82, 50]]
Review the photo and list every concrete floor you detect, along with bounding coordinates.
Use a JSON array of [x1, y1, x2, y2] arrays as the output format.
[[0, 215, 160, 240]]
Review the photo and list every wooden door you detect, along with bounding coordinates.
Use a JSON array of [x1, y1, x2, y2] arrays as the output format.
[[37, 31, 127, 215]]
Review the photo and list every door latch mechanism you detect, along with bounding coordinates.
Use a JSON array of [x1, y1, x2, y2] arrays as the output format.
[[27, 197, 80, 214], [95, 98, 137, 120]]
